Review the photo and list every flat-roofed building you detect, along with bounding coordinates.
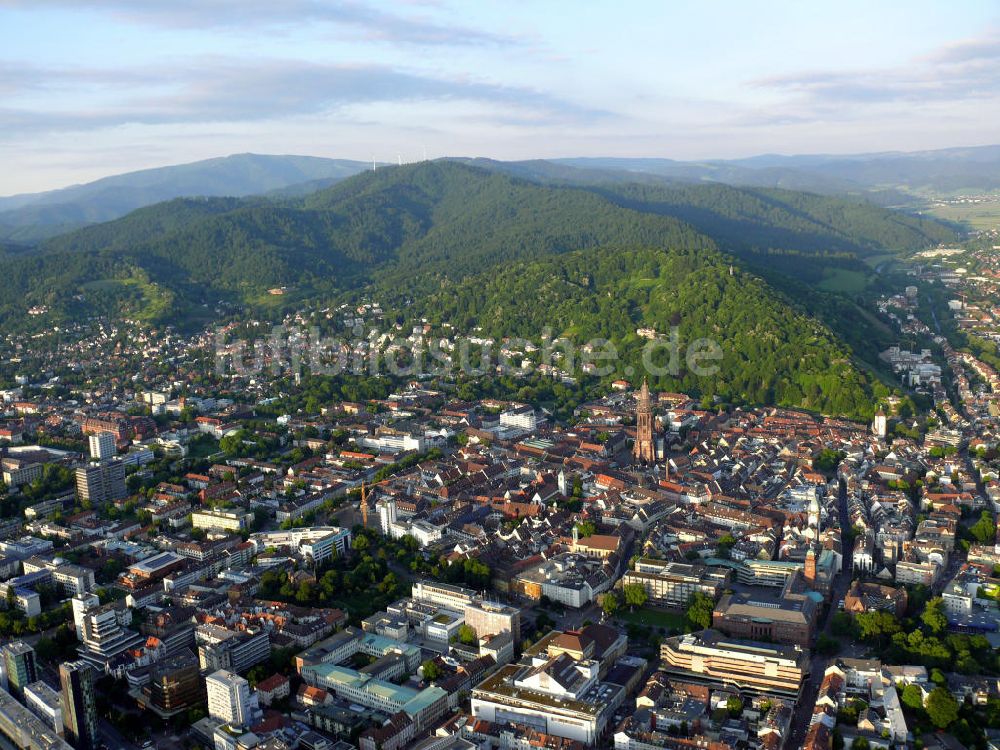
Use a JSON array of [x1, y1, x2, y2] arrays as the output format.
[[0, 686, 73, 750], [623, 559, 729, 607], [712, 575, 821, 647], [75, 459, 126, 505], [659, 629, 807, 700], [2, 642, 37, 699], [139, 648, 205, 718], [464, 600, 522, 644], [191, 509, 252, 534], [24, 681, 63, 736], [300, 663, 448, 730], [249, 527, 352, 563], [411, 580, 478, 610]]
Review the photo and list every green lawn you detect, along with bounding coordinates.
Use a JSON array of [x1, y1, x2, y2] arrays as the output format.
[[925, 201, 1000, 231], [615, 606, 688, 630], [817, 268, 870, 294]]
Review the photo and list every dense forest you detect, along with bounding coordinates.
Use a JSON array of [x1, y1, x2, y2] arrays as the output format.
[[401, 244, 885, 418]]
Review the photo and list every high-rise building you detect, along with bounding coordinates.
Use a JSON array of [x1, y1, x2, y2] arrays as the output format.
[[75, 459, 126, 505], [1, 641, 37, 699], [87, 432, 116, 462], [140, 649, 205, 718], [71, 593, 144, 671], [633, 379, 656, 463], [205, 669, 261, 729], [60, 661, 98, 750]]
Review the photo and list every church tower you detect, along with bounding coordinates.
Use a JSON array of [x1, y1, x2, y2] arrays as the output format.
[[633, 378, 656, 463], [804, 544, 817, 585], [872, 409, 887, 439]]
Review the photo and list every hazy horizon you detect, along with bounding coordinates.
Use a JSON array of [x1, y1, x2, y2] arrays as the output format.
[[2, 0, 999, 194]]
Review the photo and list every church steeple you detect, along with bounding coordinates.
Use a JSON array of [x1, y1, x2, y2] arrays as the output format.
[[633, 378, 656, 463]]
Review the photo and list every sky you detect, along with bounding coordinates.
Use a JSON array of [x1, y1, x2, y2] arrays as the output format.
[[1, 0, 999, 194]]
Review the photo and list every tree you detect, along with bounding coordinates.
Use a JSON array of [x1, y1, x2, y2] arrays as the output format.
[[855, 610, 900, 643], [850, 738, 870, 750], [685, 592, 715, 630], [622, 583, 648, 611], [726, 696, 743, 716], [599, 592, 620, 618], [421, 659, 442, 681], [457, 624, 478, 645], [576, 520, 596, 538], [352, 535, 370, 552], [716, 533, 736, 557], [969, 511, 996, 544], [921, 597, 947, 635], [816, 634, 840, 656], [924, 687, 959, 729], [901, 683, 924, 711]]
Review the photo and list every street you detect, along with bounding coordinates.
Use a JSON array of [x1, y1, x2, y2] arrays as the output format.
[[786, 477, 855, 748]]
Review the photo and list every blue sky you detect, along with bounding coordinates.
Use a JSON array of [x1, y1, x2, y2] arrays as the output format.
[[1, 0, 999, 194]]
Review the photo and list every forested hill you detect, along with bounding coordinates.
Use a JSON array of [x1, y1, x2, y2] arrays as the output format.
[[402, 245, 884, 418], [0, 161, 954, 390], [0, 162, 713, 328]]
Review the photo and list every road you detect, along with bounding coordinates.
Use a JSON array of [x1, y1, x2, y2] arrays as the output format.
[[786, 478, 855, 748]]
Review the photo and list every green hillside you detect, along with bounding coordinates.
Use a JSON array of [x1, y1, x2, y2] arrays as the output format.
[[404, 245, 883, 418]]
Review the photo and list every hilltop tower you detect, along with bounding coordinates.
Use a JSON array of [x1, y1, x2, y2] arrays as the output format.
[[633, 378, 656, 463]]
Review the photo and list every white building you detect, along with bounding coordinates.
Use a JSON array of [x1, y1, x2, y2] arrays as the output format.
[[88, 432, 117, 462], [206, 669, 261, 730], [24, 681, 63, 735]]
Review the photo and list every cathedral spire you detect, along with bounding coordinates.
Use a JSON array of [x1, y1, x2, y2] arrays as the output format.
[[633, 378, 656, 463]]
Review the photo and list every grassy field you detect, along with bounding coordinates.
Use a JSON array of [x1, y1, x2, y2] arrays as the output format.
[[925, 201, 1000, 231], [817, 268, 870, 294], [615, 606, 688, 631]]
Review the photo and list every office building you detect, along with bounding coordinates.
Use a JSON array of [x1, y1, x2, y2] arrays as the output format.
[[2, 642, 37, 700], [72, 593, 144, 671], [659, 629, 807, 700], [0, 686, 73, 750], [140, 649, 205, 718], [623, 559, 729, 607], [205, 669, 261, 730], [87, 433, 116, 462], [60, 661, 98, 750], [196, 625, 270, 674], [712, 575, 821, 647], [191, 509, 252, 534], [463, 599, 522, 645], [24, 681, 63, 735], [300, 664, 448, 730]]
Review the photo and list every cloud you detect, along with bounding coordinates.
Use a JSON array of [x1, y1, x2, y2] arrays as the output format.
[[0, 58, 608, 134], [752, 29, 1000, 106], [8, 0, 518, 46]]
